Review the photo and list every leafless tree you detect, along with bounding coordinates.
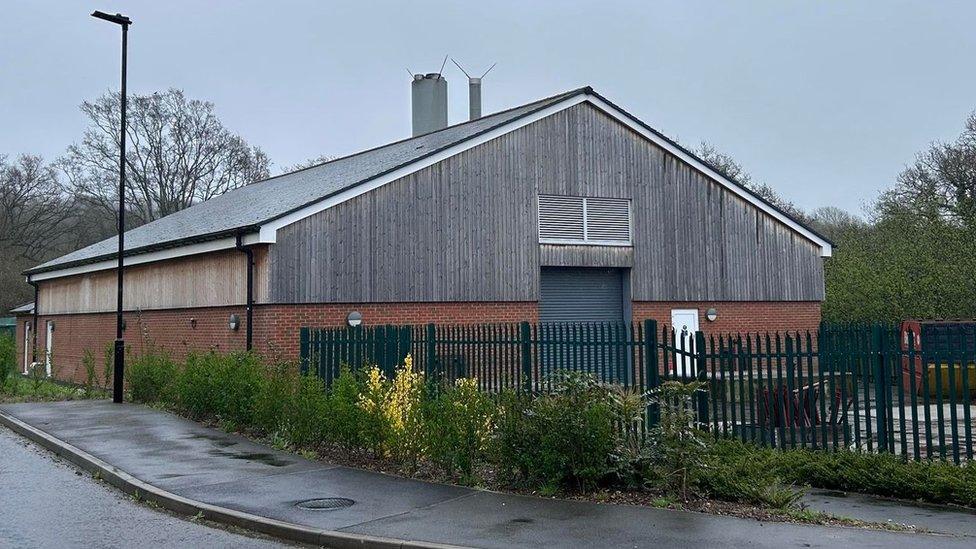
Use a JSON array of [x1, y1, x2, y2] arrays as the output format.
[[0, 154, 75, 311], [0, 154, 73, 261], [60, 89, 271, 227]]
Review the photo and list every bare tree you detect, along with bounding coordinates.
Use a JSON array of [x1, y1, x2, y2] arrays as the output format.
[[0, 154, 75, 311], [879, 112, 976, 227], [60, 89, 271, 227], [0, 154, 73, 261]]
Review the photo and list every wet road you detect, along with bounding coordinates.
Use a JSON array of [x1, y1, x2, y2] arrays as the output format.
[[0, 426, 291, 549]]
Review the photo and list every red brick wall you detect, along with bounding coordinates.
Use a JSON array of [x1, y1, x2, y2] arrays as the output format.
[[632, 301, 822, 335], [252, 302, 539, 360], [27, 306, 248, 384]]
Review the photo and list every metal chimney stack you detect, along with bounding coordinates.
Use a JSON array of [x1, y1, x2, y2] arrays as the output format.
[[468, 77, 482, 120], [411, 73, 448, 136]]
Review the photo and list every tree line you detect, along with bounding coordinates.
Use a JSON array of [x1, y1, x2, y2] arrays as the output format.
[[697, 110, 976, 323], [2, 90, 974, 323]]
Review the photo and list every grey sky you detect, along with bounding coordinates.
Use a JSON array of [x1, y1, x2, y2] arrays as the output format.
[[2, 0, 974, 214]]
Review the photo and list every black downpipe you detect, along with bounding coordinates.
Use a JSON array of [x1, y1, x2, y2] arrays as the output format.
[[27, 278, 39, 364], [236, 234, 254, 351]]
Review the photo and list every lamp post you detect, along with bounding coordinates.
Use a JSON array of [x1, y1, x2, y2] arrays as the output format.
[[91, 10, 131, 404]]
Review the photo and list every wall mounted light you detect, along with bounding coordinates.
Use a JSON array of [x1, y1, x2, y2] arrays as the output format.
[[189, 317, 197, 329], [229, 314, 241, 331], [346, 311, 363, 328], [705, 308, 718, 322]]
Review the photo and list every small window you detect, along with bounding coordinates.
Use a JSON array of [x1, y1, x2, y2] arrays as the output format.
[[538, 195, 631, 245]]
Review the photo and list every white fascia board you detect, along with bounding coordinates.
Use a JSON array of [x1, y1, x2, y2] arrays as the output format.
[[28, 233, 261, 282], [582, 96, 833, 257], [256, 94, 592, 244]]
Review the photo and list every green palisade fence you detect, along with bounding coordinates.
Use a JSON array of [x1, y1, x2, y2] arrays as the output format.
[[300, 321, 976, 464]]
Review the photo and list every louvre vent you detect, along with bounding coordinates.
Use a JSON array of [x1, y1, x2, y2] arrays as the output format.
[[538, 195, 631, 245], [538, 195, 585, 241]]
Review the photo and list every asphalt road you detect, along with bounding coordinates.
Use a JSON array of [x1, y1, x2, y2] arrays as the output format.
[[0, 426, 291, 549]]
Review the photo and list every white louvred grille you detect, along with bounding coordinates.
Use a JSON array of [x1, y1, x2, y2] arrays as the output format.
[[538, 195, 584, 241], [585, 197, 631, 242], [538, 195, 631, 245]]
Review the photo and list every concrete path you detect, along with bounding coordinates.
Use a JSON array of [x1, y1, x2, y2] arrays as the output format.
[[802, 489, 976, 537], [0, 427, 288, 548], [1, 400, 973, 549]]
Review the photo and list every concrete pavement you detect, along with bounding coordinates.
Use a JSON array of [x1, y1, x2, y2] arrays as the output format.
[[1, 399, 973, 549], [0, 426, 289, 548]]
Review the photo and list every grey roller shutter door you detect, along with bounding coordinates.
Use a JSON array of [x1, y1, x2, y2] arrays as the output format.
[[540, 267, 624, 324]]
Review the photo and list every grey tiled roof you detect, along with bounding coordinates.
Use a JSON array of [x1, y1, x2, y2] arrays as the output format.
[[29, 88, 589, 274]]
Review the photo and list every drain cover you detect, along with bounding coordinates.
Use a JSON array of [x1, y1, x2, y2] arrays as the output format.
[[295, 497, 355, 511]]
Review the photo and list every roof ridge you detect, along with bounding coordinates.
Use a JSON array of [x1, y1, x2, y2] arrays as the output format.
[[250, 86, 592, 188]]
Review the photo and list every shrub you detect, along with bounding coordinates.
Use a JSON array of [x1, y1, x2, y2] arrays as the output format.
[[383, 357, 426, 468], [324, 366, 364, 448], [426, 377, 495, 479], [495, 372, 616, 492], [719, 441, 976, 508], [82, 349, 99, 397], [127, 349, 178, 403], [0, 335, 14, 390], [253, 361, 297, 435], [175, 352, 263, 425], [358, 366, 391, 456], [280, 374, 328, 447], [648, 381, 709, 500]]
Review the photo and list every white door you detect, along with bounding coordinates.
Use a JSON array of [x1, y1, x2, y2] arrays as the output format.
[[670, 309, 699, 377], [23, 323, 31, 374], [45, 321, 54, 377]]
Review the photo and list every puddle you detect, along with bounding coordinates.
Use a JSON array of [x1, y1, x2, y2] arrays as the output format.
[[185, 433, 238, 448], [207, 448, 291, 467]]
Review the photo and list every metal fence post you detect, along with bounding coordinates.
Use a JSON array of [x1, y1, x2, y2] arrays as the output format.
[[695, 330, 709, 428], [520, 321, 533, 393], [425, 323, 436, 379], [299, 327, 310, 375], [872, 323, 889, 452], [644, 319, 660, 427]]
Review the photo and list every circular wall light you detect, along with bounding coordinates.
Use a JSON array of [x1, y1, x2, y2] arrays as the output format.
[[705, 308, 718, 322], [346, 311, 363, 328], [229, 314, 241, 331]]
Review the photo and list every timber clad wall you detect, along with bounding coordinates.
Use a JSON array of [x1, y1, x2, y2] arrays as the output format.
[[270, 103, 824, 304], [37, 247, 270, 315]]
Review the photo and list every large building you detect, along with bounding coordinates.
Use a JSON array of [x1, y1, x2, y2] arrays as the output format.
[[15, 83, 831, 383]]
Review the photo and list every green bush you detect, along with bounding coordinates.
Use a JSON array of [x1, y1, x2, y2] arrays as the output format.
[[280, 374, 328, 447], [425, 377, 495, 479], [127, 349, 178, 403], [705, 439, 976, 508], [495, 372, 616, 492], [175, 352, 263, 425], [324, 367, 364, 448], [0, 335, 14, 390], [253, 361, 297, 435], [648, 381, 709, 500]]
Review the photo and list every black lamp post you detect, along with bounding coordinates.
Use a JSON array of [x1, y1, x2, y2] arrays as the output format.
[[91, 10, 131, 404]]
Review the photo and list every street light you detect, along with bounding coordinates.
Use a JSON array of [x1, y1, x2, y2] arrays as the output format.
[[91, 10, 131, 404]]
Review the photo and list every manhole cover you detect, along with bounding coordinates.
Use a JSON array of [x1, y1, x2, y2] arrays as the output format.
[[295, 497, 355, 511]]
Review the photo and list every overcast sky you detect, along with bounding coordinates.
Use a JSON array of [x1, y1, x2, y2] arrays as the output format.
[[2, 0, 974, 214]]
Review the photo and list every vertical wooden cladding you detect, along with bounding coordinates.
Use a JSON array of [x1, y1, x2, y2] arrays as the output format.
[[271, 102, 824, 304], [38, 246, 270, 315]]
